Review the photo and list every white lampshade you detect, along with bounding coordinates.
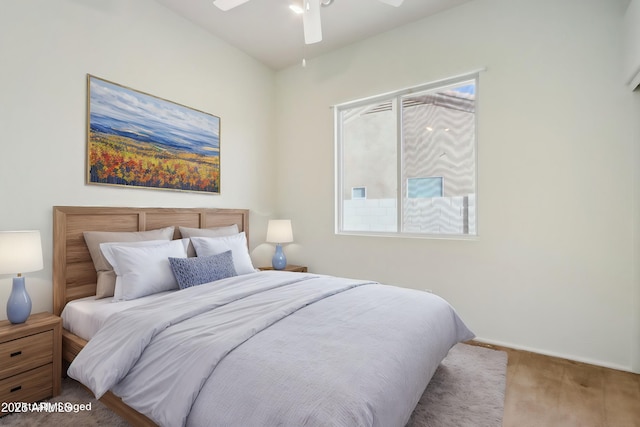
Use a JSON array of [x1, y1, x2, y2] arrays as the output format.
[[0, 231, 44, 275], [266, 220, 293, 244]]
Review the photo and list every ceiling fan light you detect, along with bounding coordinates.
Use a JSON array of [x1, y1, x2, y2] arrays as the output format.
[[289, 4, 304, 14], [303, 0, 322, 44]]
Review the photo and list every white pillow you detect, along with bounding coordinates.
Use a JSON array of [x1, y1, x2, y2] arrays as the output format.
[[178, 225, 240, 257], [178, 224, 239, 239], [96, 239, 172, 299], [191, 233, 256, 275], [84, 227, 175, 299], [101, 239, 189, 301]]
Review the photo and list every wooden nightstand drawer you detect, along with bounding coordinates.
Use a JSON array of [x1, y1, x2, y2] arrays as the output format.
[[0, 331, 53, 380], [0, 364, 53, 404], [0, 313, 61, 404]]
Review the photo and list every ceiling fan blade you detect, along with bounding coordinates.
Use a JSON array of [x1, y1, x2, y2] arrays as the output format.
[[303, 0, 322, 44], [213, 0, 251, 11], [378, 0, 404, 6]]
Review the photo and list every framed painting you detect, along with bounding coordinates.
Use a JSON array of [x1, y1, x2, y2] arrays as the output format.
[[86, 75, 220, 194]]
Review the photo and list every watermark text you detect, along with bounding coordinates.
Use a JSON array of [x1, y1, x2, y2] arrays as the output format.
[[2, 401, 92, 414]]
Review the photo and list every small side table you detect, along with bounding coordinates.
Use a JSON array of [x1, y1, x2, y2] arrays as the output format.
[[0, 312, 62, 410], [259, 265, 308, 273]]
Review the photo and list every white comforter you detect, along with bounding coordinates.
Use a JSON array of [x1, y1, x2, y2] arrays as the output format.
[[68, 271, 473, 427]]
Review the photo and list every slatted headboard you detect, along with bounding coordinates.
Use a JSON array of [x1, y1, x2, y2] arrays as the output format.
[[52, 206, 249, 316]]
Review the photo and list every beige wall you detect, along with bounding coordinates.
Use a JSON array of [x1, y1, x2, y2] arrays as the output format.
[[275, 0, 640, 372], [0, 0, 277, 316]]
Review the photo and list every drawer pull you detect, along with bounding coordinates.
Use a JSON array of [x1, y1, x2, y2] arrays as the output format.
[[10, 386, 21, 393], [10, 351, 22, 357]]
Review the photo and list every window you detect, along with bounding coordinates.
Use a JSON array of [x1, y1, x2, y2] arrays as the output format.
[[335, 74, 477, 237], [352, 187, 367, 199], [407, 177, 443, 198]]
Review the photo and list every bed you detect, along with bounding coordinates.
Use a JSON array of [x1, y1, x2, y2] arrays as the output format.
[[53, 206, 474, 427]]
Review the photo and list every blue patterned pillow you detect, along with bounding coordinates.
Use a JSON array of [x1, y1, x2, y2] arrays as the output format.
[[169, 250, 237, 289]]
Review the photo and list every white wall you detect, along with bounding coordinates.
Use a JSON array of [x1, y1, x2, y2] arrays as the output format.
[[0, 0, 277, 318], [276, 0, 640, 372], [623, 0, 640, 88]]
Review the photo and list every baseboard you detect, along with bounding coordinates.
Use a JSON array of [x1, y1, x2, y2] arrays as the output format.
[[472, 337, 636, 374]]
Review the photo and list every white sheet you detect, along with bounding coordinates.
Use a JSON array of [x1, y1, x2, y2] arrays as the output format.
[[61, 291, 174, 341]]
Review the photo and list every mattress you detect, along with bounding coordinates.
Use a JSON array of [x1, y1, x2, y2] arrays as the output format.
[[61, 291, 174, 341]]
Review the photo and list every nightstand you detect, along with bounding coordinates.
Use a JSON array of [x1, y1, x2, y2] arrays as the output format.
[[259, 265, 308, 272], [0, 312, 62, 408]]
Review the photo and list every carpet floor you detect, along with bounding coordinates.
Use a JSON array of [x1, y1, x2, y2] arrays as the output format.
[[1, 343, 506, 427]]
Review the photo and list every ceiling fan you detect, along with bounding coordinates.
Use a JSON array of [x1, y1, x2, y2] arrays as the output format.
[[212, 0, 405, 44]]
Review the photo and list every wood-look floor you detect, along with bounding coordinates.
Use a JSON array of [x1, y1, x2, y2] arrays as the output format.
[[481, 343, 640, 427]]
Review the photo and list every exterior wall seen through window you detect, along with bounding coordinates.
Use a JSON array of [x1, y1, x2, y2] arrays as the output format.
[[335, 74, 478, 237]]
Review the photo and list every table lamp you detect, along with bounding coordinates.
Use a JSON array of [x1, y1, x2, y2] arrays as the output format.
[[0, 231, 43, 324], [266, 220, 293, 270]]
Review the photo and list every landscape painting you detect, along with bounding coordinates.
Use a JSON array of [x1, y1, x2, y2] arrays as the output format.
[[87, 75, 220, 194]]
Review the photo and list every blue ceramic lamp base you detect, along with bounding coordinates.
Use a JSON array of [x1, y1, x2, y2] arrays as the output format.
[[7, 275, 32, 324], [272, 244, 287, 270]]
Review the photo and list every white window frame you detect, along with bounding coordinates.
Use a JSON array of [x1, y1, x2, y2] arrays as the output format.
[[334, 72, 479, 239]]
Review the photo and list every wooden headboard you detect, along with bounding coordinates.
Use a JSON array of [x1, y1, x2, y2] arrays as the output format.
[[52, 206, 249, 316]]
